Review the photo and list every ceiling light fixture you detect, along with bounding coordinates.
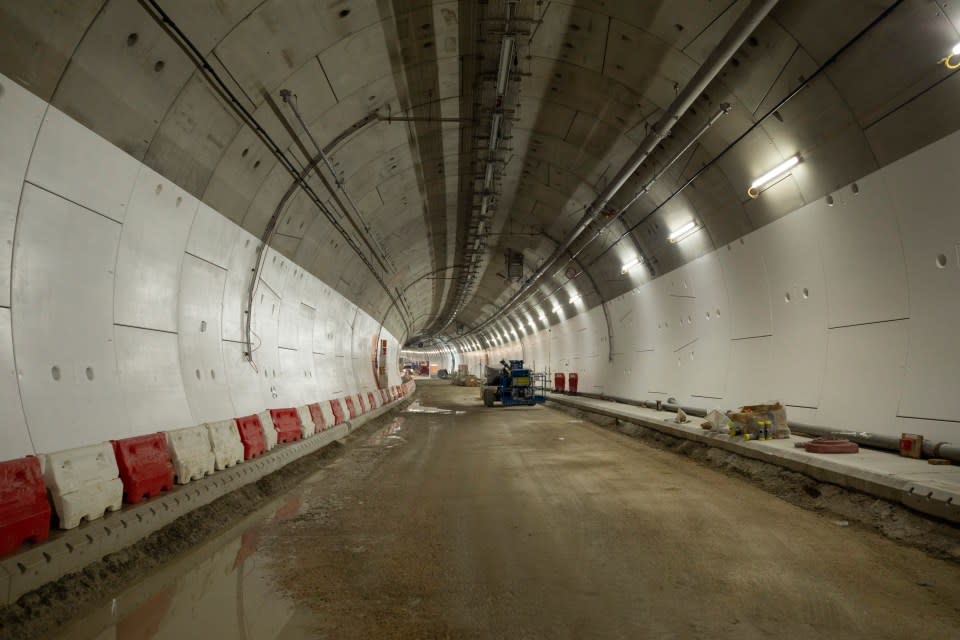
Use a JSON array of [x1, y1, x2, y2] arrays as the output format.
[[944, 43, 960, 69], [552, 304, 562, 314], [496, 36, 515, 96], [668, 220, 699, 244], [620, 257, 642, 274], [748, 154, 800, 198], [489, 113, 502, 151]]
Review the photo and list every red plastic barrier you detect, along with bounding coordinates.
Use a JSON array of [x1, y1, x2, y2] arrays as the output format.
[[269, 408, 303, 444], [330, 399, 346, 425], [111, 434, 175, 504], [235, 414, 266, 459], [0, 456, 51, 555], [554, 373, 566, 393], [367, 391, 377, 410], [380, 389, 389, 405], [344, 396, 358, 419], [357, 394, 367, 414], [568, 372, 579, 394], [307, 403, 325, 432]]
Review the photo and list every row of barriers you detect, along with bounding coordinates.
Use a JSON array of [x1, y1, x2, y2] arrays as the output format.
[[0, 382, 415, 557], [552, 373, 580, 394]]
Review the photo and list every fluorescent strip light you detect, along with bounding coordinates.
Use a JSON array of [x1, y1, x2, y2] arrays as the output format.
[[953, 42, 960, 56], [569, 294, 582, 304], [668, 220, 698, 243], [496, 36, 515, 96], [484, 163, 494, 190], [480, 194, 489, 218], [552, 305, 562, 314], [529, 321, 535, 329], [489, 113, 502, 151], [538, 312, 547, 321], [620, 257, 641, 274], [749, 155, 800, 194]]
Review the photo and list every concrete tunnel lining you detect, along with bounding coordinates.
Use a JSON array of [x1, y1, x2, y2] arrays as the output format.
[[1, 0, 960, 635]]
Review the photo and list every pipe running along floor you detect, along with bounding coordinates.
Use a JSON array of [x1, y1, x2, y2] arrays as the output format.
[[47, 380, 960, 639]]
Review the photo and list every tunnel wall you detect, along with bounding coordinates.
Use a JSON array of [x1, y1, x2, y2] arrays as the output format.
[[0, 73, 401, 459], [483, 126, 960, 442]]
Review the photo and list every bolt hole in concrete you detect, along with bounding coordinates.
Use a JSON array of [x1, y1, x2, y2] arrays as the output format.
[[937, 253, 948, 268], [51, 365, 60, 381]]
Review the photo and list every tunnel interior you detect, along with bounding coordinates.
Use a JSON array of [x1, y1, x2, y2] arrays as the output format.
[[2, 0, 960, 636]]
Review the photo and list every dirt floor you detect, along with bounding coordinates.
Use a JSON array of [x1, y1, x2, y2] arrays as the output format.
[[7, 380, 960, 639]]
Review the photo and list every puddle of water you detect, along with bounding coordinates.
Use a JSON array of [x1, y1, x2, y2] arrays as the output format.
[[403, 401, 465, 415], [50, 488, 322, 640], [365, 416, 407, 448]]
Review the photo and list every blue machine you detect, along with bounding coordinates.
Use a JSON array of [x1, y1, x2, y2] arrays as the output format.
[[482, 360, 546, 407]]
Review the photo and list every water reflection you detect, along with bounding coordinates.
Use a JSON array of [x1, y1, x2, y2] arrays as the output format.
[[365, 416, 407, 448], [51, 499, 302, 640], [403, 401, 465, 415]]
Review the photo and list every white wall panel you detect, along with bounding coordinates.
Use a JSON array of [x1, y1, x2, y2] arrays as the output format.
[[0, 308, 32, 458], [688, 253, 730, 399], [114, 166, 197, 332], [259, 247, 288, 296], [312, 353, 336, 398], [12, 185, 128, 452], [0, 73, 45, 308], [179, 255, 235, 423], [629, 287, 658, 352], [726, 336, 774, 408], [186, 202, 237, 269], [277, 347, 307, 407], [252, 286, 281, 405], [883, 130, 960, 422], [115, 325, 193, 432], [718, 236, 772, 339], [760, 210, 829, 408], [820, 173, 909, 328], [223, 341, 266, 417], [819, 322, 908, 437], [26, 106, 138, 223], [221, 229, 259, 341], [277, 273, 301, 351]]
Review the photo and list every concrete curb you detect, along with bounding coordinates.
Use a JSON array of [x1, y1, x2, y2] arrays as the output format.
[[546, 393, 960, 526], [0, 399, 410, 607]]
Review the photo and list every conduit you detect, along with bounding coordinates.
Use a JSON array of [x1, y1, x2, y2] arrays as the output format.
[[562, 391, 960, 464]]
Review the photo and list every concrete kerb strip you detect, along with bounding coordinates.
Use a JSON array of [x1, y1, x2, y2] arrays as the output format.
[[545, 393, 960, 525], [0, 395, 415, 607]]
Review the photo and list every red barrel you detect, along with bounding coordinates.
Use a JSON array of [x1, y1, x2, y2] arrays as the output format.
[[554, 373, 566, 393], [568, 372, 579, 394]]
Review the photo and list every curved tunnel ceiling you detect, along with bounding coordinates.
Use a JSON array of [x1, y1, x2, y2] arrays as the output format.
[[4, 0, 960, 346]]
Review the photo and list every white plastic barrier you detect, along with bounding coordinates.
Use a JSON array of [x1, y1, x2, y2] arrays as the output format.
[[258, 410, 278, 450], [296, 405, 314, 437], [319, 401, 336, 430], [166, 425, 215, 484], [205, 420, 243, 470], [42, 443, 123, 529]]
